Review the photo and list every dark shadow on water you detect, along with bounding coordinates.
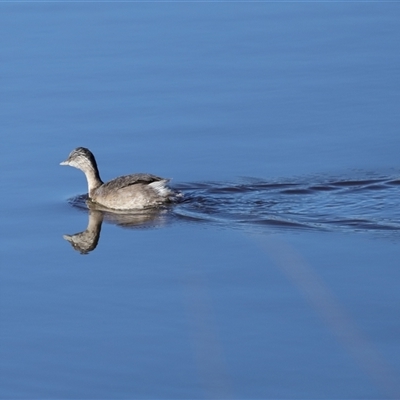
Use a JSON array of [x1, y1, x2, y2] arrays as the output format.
[[63, 173, 400, 253]]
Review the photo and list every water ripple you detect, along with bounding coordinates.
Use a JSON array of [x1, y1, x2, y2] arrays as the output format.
[[172, 174, 400, 234]]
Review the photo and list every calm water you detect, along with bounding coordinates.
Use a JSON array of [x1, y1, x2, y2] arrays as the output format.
[[1, 2, 400, 399]]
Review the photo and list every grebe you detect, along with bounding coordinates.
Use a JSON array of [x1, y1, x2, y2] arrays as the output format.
[[60, 147, 176, 210]]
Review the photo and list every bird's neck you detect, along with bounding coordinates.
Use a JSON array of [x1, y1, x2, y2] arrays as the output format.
[[83, 165, 103, 196]]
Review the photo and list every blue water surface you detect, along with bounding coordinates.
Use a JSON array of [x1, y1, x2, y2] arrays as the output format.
[[1, 2, 400, 399]]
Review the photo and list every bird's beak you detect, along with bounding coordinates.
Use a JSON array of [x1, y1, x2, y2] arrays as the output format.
[[60, 160, 69, 166]]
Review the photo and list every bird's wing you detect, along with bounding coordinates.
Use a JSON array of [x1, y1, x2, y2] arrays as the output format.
[[102, 173, 168, 191]]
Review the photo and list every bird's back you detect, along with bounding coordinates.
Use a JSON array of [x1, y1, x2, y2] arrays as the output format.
[[91, 173, 174, 210]]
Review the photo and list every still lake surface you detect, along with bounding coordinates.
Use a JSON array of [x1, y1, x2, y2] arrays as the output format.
[[1, 2, 400, 399]]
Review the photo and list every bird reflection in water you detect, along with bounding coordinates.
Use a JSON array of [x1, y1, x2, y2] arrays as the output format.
[[63, 199, 169, 254]]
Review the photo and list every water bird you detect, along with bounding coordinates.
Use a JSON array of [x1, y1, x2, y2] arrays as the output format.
[[60, 147, 177, 210]]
